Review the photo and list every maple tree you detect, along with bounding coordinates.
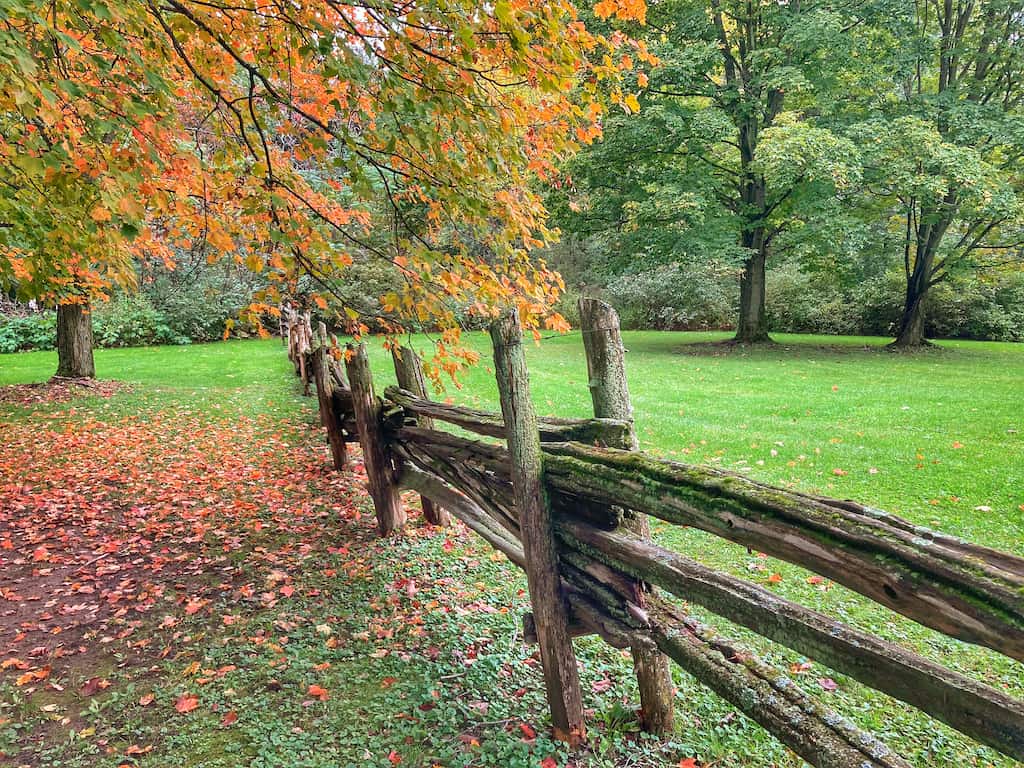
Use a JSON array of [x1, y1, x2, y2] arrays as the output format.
[[1, 0, 651, 380]]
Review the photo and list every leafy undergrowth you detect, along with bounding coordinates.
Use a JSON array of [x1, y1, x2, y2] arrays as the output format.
[[1, 387, 736, 768]]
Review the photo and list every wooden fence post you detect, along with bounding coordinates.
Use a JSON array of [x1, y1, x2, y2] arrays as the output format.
[[391, 346, 450, 526], [346, 343, 406, 536], [299, 311, 313, 396], [314, 322, 348, 471], [491, 309, 585, 744], [579, 296, 675, 735]]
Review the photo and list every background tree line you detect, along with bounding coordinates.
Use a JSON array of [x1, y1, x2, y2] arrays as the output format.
[[545, 0, 1024, 345]]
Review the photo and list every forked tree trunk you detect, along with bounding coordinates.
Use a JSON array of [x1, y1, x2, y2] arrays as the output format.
[[893, 290, 927, 347], [893, 219, 945, 348], [55, 303, 95, 379]]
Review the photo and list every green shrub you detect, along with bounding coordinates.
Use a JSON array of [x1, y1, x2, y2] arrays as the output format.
[[767, 264, 865, 336], [0, 312, 56, 353], [93, 295, 190, 348], [603, 262, 737, 330]]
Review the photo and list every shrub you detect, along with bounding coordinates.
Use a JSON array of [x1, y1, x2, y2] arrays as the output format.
[[93, 295, 189, 348], [603, 262, 737, 331], [0, 312, 56, 353]]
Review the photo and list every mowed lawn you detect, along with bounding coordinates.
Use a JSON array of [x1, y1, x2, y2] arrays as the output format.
[[1, 333, 1022, 768]]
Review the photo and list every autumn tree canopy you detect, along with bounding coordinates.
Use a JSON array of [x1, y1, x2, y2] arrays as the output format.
[[0, 0, 650, 376]]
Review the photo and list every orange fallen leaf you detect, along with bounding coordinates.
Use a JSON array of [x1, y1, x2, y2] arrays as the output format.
[[221, 710, 238, 726], [139, 693, 155, 706], [175, 694, 199, 714], [307, 684, 329, 701]]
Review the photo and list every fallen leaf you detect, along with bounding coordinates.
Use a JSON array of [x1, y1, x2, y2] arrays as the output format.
[[175, 694, 199, 714], [307, 684, 329, 701], [221, 710, 238, 726], [817, 678, 838, 692]]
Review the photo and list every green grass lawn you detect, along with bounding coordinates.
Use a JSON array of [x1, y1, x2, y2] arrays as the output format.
[[1, 333, 1022, 768]]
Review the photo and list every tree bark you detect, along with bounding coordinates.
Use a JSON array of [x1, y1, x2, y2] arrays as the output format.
[[55, 302, 96, 379], [733, 114, 771, 344], [893, 226, 941, 347], [735, 245, 770, 343]]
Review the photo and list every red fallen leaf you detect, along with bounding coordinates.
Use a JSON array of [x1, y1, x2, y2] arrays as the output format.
[[541, 758, 559, 768], [519, 722, 536, 740], [307, 684, 329, 701], [184, 599, 207, 615], [591, 677, 613, 693], [381, 676, 398, 688], [221, 710, 238, 726], [832, 468, 847, 476], [387, 750, 401, 765], [818, 678, 838, 692], [679, 759, 699, 768], [139, 693, 155, 706], [175, 694, 199, 713], [806, 575, 825, 585], [280, 585, 295, 598], [443, 539, 454, 553], [81, 677, 112, 696], [32, 545, 50, 562]]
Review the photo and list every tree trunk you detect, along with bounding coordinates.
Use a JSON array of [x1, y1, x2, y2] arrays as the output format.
[[55, 303, 96, 379], [735, 245, 770, 343], [893, 218, 944, 348], [733, 116, 771, 344]]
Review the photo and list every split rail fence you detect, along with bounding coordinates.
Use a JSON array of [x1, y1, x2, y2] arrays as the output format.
[[282, 300, 1024, 767]]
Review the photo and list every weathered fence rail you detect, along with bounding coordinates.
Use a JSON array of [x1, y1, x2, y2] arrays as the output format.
[[282, 300, 1024, 766]]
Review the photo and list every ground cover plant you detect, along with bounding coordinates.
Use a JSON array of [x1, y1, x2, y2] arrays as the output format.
[[1, 335, 1022, 767]]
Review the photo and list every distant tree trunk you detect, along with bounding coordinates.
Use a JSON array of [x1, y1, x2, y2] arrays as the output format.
[[736, 242, 769, 343], [893, 209, 950, 348], [893, 276, 928, 348], [55, 303, 95, 379], [734, 117, 771, 344]]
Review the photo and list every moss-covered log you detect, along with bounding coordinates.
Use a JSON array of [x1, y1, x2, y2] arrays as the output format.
[[383, 385, 631, 445], [557, 519, 1024, 760], [541, 442, 1024, 661], [647, 599, 911, 768], [393, 426, 1024, 662], [398, 447, 911, 767]]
